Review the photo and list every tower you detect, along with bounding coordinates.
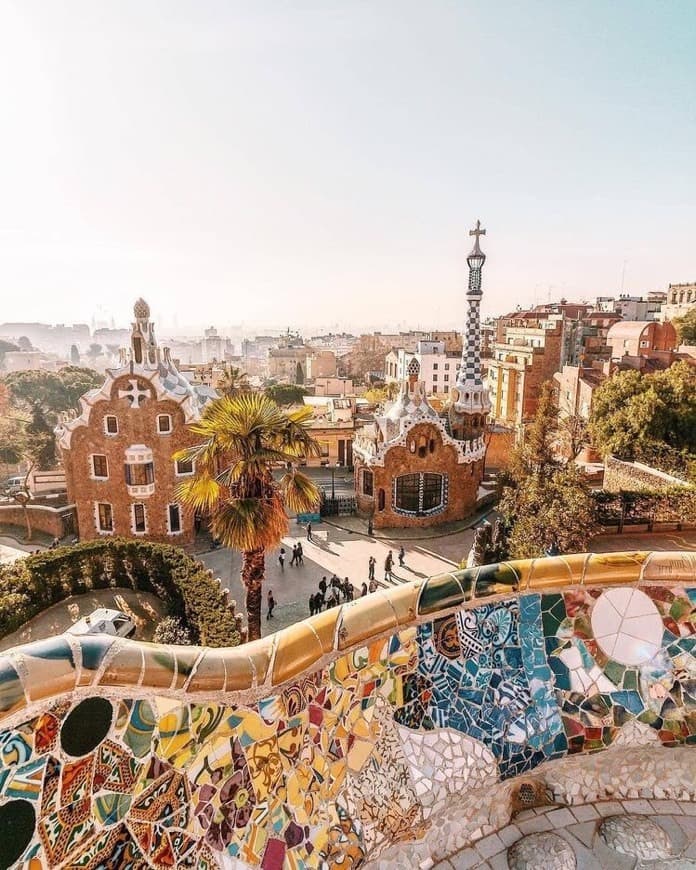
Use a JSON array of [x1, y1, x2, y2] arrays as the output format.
[[448, 220, 492, 441]]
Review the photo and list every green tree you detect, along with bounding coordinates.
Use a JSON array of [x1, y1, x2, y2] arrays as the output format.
[[498, 381, 595, 558], [69, 344, 80, 365], [2, 366, 102, 419], [86, 342, 103, 363], [264, 383, 308, 406], [217, 364, 250, 398], [57, 366, 103, 410], [589, 362, 696, 475], [175, 393, 320, 640], [673, 308, 696, 345]]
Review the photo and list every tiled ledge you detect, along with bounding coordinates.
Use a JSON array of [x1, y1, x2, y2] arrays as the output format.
[[1, 550, 695, 726]]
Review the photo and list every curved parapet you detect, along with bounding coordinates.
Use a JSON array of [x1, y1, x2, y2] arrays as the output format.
[[0, 550, 694, 868]]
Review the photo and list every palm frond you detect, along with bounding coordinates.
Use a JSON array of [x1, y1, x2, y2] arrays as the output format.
[[211, 496, 288, 551], [278, 470, 321, 514], [176, 474, 222, 512]]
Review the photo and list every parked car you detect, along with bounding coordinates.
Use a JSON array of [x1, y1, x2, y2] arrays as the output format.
[[1, 476, 26, 496], [67, 608, 136, 639]]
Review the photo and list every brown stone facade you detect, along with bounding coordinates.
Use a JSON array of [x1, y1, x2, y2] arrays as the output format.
[[354, 422, 483, 529], [61, 374, 200, 547]]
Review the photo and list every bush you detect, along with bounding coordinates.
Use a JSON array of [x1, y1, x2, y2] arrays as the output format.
[[153, 615, 193, 645], [0, 538, 242, 647]]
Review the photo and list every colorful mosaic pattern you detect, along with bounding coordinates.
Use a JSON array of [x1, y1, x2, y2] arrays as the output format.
[[0, 552, 693, 867]]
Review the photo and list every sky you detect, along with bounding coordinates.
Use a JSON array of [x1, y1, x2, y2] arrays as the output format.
[[0, 1, 695, 333]]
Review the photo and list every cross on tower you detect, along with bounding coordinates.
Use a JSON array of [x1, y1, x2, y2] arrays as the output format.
[[469, 219, 486, 241], [118, 379, 151, 409]]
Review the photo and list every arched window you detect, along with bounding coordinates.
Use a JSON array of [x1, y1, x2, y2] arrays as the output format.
[[378, 489, 385, 511]]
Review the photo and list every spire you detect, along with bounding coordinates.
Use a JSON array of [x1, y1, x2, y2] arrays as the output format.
[[453, 220, 491, 414]]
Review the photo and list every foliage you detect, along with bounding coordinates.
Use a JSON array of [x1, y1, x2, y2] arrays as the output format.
[[673, 308, 696, 345], [175, 392, 320, 639], [216, 364, 250, 398], [153, 615, 193, 645], [0, 339, 19, 365], [498, 381, 596, 558], [593, 485, 696, 527], [363, 382, 400, 405], [25, 403, 55, 470], [264, 383, 308, 406], [0, 538, 241, 646], [2, 366, 102, 419], [589, 362, 696, 478]]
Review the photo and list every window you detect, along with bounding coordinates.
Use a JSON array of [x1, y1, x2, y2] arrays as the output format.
[[394, 474, 420, 513], [432, 374, 438, 381], [444, 374, 449, 382], [175, 458, 194, 476], [104, 416, 118, 435], [157, 415, 172, 434], [378, 489, 385, 511], [126, 463, 154, 486], [363, 469, 374, 497], [96, 502, 113, 533], [92, 455, 108, 479], [433, 363, 438, 370], [168, 504, 182, 534], [319, 441, 330, 458], [133, 503, 146, 533], [393, 472, 446, 516]]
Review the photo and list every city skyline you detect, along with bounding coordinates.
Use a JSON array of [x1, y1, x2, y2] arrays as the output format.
[[1, 2, 694, 328]]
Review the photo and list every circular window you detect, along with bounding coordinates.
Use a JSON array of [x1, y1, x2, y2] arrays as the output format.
[[0, 799, 35, 866], [61, 697, 113, 757]]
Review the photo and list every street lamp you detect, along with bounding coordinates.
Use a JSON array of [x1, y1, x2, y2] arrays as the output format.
[[331, 461, 342, 501]]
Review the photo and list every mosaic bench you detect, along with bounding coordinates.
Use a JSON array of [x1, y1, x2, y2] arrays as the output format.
[[0, 550, 693, 868]]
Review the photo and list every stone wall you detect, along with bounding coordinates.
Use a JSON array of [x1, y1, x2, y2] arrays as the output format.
[[0, 503, 75, 539], [485, 425, 516, 469], [604, 455, 689, 493], [0, 550, 693, 868]]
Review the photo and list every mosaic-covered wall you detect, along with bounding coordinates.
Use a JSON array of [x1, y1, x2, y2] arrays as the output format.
[[0, 551, 694, 868]]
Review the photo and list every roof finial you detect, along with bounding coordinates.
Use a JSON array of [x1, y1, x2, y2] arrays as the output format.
[[469, 219, 486, 255]]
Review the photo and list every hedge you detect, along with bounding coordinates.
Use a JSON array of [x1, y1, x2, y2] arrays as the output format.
[[592, 486, 696, 528], [0, 538, 242, 647]]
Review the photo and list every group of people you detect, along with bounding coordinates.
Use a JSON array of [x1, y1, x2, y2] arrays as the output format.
[[278, 542, 304, 570], [309, 574, 357, 615]]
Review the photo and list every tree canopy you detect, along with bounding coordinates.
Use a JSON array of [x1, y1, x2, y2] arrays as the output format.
[[673, 308, 696, 345], [498, 381, 596, 558], [588, 361, 696, 479], [264, 383, 308, 406], [2, 366, 102, 419]]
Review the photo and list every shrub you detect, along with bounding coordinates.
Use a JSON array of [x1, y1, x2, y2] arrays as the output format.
[[153, 615, 193, 645], [0, 538, 241, 647]]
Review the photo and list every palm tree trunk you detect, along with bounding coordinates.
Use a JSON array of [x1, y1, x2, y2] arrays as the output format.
[[241, 547, 265, 641]]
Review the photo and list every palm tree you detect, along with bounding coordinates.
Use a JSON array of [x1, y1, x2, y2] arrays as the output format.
[[216, 364, 250, 397], [175, 393, 320, 641]]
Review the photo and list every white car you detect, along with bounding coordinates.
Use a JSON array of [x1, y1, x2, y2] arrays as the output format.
[[67, 608, 136, 639]]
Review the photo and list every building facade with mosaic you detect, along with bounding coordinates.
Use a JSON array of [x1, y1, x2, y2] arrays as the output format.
[[56, 300, 216, 548], [353, 223, 490, 529], [0, 549, 694, 868]]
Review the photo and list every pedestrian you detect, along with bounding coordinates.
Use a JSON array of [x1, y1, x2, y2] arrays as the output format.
[[398, 546, 405, 567], [344, 578, 354, 601], [266, 590, 275, 620], [361, 582, 368, 597], [368, 556, 376, 581], [384, 550, 393, 582], [367, 518, 373, 536], [297, 542, 304, 564], [369, 578, 377, 593], [290, 544, 298, 566], [309, 593, 315, 616], [306, 522, 313, 541], [319, 576, 327, 605], [194, 511, 202, 534], [326, 588, 338, 609], [278, 548, 285, 570]]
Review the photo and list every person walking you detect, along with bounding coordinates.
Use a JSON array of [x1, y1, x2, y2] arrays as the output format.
[[290, 544, 298, 566], [361, 582, 368, 597], [368, 556, 376, 582], [278, 548, 286, 571], [309, 593, 316, 616], [266, 590, 275, 620], [306, 522, 313, 542], [384, 550, 393, 582], [319, 576, 327, 606], [297, 542, 304, 565], [398, 546, 405, 568]]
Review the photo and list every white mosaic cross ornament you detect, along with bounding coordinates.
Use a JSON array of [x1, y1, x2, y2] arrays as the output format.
[[118, 379, 150, 409]]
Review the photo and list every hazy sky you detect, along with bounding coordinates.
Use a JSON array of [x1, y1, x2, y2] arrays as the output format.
[[1, 1, 694, 332]]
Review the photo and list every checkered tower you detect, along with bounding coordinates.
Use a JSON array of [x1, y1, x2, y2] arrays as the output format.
[[452, 220, 492, 416]]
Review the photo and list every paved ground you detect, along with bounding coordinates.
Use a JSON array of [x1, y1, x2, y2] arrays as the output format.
[[200, 522, 696, 638], [0, 535, 47, 564], [0, 589, 166, 652], [200, 519, 473, 637]]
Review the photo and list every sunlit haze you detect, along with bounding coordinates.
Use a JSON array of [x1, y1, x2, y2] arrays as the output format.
[[1, 1, 694, 331]]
